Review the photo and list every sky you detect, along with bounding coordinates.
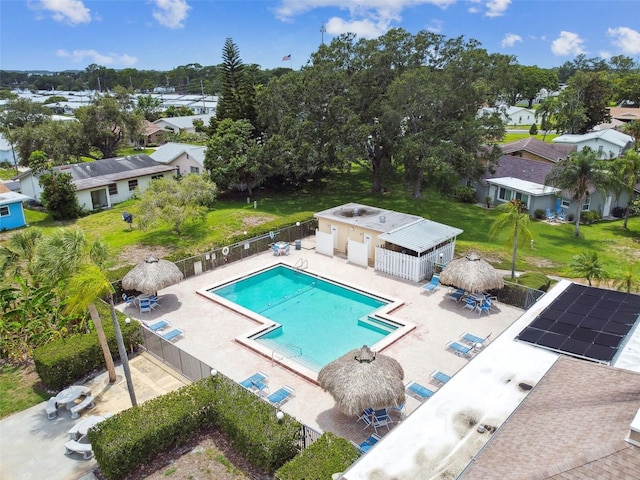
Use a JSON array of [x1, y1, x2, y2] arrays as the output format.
[[1, 0, 639, 73]]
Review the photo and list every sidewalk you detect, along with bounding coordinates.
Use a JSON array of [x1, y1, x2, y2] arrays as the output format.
[[0, 352, 189, 480]]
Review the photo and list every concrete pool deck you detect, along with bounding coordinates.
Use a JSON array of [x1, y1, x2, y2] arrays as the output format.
[[121, 238, 524, 451]]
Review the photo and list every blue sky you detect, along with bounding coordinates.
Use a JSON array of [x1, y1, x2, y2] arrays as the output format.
[[1, 0, 639, 72]]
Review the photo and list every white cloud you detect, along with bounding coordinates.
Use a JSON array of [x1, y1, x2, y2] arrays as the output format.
[[274, 0, 455, 40], [501, 33, 522, 48], [426, 19, 443, 33], [551, 31, 585, 56], [56, 49, 138, 66], [32, 0, 91, 25], [485, 0, 511, 17], [599, 50, 612, 60], [152, 0, 191, 29], [607, 27, 640, 55]]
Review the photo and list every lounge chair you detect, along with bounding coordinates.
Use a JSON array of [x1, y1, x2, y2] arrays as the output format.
[[240, 371, 269, 395], [265, 385, 295, 407], [447, 288, 466, 302], [460, 332, 491, 346], [430, 370, 451, 385], [475, 300, 491, 316], [446, 341, 473, 358], [555, 209, 567, 221], [144, 319, 169, 332], [405, 381, 434, 401], [160, 328, 183, 342], [422, 273, 440, 293], [462, 297, 476, 311], [352, 433, 382, 454], [371, 408, 393, 433]]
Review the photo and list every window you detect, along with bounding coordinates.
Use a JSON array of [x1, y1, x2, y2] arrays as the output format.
[[190, 166, 200, 174], [498, 187, 512, 201], [151, 174, 163, 180], [582, 196, 590, 211], [0, 206, 9, 217], [128, 179, 138, 191], [497, 188, 529, 208], [90, 190, 108, 209], [108, 183, 117, 195], [561, 197, 571, 208]]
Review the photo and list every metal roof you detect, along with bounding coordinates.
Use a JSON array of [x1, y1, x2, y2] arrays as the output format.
[[486, 177, 560, 196], [378, 219, 463, 253]]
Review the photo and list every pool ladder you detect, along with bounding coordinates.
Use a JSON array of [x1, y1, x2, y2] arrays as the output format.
[[272, 343, 303, 366], [293, 258, 308, 272]]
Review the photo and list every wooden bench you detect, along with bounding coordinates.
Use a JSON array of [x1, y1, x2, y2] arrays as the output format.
[[46, 397, 58, 419], [70, 395, 95, 419], [64, 435, 93, 459]]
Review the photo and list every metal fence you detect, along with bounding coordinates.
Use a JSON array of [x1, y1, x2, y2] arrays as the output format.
[[493, 280, 546, 310], [138, 325, 322, 450], [113, 219, 317, 300]]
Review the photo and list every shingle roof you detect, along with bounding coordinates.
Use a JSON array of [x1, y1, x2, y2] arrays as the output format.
[[150, 142, 206, 166], [460, 356, 640, 480], [153, 114, 214, 130], [483, 154, 555, 186], [500, 137, 575, 162], [53, 155, 175, 191]]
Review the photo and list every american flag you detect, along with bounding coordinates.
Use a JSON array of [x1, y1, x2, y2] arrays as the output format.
[[282, 54, 291, 61]]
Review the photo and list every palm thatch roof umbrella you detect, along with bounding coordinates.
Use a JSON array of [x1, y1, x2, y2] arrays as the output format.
[[121, 255, 183, 294], [439, 252, 504, 294], [318, 345, 405, 417]]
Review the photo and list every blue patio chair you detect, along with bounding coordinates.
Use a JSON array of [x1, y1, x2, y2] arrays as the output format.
[[460, 332, 491, 346], [475, 301, 491, 316], [555, 209, 567, 221], [265, 385, 295, 407], [144, 319, 169, 332], [430, 370, 451, 385], [138, 297, 152, 313], [422, 273, 440, 293], [462, 297, 476, 312], [447, 288, 465, 302], [122, 293, 137, 308], [446, 341, 473, 357], [371, 408, 393, 433], [545, 208, 555, 221], [405, 381, 435, 401], [240, 371, 269, 395], [357, 407, 375, 427], [160, 328, 183, 342], [352, 433, 381, 454]]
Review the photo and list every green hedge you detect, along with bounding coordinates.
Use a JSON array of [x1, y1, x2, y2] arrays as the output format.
[[90, 375, 302, 480], [275, 432, 360, 480], [32, 302, 140, 390]]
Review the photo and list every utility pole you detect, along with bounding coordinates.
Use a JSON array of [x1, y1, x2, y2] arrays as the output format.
[[321, 24, 326, 45]]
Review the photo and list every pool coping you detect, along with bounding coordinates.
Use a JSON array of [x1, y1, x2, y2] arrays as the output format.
[[196, 262, 416, 384]]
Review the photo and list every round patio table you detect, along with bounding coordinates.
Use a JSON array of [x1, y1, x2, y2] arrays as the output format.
[[55, 388, 83, 408]]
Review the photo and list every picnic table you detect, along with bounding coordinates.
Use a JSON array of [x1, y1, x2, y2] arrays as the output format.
[[55, 387, 84, 408]]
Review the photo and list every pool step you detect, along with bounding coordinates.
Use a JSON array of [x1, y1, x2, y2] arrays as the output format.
[[358, 315, 398, 334]]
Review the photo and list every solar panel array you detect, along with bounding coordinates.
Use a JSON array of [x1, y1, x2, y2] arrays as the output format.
[[517, 283, 640, 363]]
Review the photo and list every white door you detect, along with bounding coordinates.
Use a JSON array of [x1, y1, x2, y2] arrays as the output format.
[[602, 196, 612, 217], [331, 225, 338, 249], [364, 233, 372, 260]]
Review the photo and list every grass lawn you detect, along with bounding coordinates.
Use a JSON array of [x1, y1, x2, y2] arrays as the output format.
[[0, 363, 49, 418], [502, 132, 559, 143], [0, 166, 19, 180]]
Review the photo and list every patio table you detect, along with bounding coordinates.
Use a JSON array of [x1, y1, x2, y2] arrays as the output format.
[[55, 387, 84, 409]]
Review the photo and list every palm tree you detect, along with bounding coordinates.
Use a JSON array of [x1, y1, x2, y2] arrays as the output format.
[[535, 96, 557, 140], [33, 229, 116, 383], [611, 149, 640, 229], [569, 251, 608, 286], [545, 148, 611, 236], [489, 199, 532, 280], [0, 229, 43, 278], [612, 266, 639, 293]]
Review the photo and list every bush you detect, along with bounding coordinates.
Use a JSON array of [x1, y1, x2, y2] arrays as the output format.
[[91, 375, 302, 480], [453, 186, 476, 203], [32, 303, 140, 390], [611, 206, 626, 218], [581, 210, 601, 224], [276, 432, 360, 480], [533, 209, 545, 219]]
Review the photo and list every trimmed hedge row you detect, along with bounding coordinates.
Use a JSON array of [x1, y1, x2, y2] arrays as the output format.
[[32, 302, 140, 390], [276, 432, 360, 480], [90, 375, 302, 480]]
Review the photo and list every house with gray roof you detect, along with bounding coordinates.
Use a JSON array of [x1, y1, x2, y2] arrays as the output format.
[[17, 155, 176, 212], [553, 129, 634, 159], [150, 142, 207, 176], [153, 114, 214, 135]]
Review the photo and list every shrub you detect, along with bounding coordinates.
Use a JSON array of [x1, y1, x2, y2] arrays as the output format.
[[581, 210, 601, 224], [453, 186, 476, 203], [91, 375, 302, 480], [611, 206, 626, 218], [276, 432, 360, 480], [533, 209, 545, 219]]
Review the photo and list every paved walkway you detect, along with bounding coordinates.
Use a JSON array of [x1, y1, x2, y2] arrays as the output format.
[[0, 353, 189, 480]]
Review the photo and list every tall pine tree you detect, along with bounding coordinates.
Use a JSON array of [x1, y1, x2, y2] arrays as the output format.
[[216, 38, 257, 128]]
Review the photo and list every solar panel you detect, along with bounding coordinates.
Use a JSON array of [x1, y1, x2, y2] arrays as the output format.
[[517, 283, 640, 363]]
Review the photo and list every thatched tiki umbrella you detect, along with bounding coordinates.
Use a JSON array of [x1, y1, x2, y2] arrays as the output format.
[[122, 255, 183, 294], [439, 252, 504, 294], [318, 345, 405, 417]]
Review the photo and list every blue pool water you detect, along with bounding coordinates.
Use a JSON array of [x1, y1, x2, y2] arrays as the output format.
[[210, 265, 396, 370]]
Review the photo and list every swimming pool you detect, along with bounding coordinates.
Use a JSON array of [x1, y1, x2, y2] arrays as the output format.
[[207, 265, 403, 371]]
